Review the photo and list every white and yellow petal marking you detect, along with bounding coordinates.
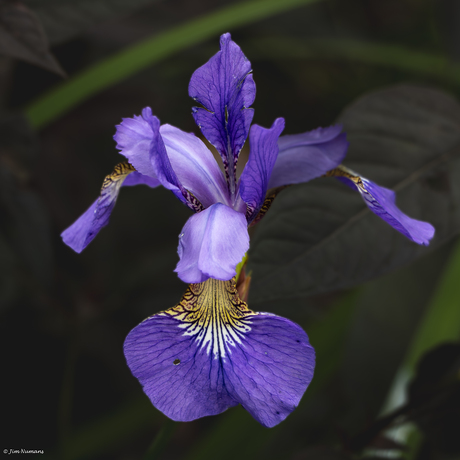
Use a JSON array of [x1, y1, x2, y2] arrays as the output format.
[[98, 161, 136, 203], [124, 278, 315, 427], [160, 278, 256, 358], [325, 164, 367, 190]]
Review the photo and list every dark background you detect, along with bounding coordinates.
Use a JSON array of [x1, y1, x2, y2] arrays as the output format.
[[1, 0, 460, 459]]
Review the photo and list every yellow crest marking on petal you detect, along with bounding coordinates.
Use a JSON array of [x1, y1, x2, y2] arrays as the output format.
[[249, 185, 288, 227], [160, 278, 257, 358], [97, 161, 136, 205], [325, 164, 366, 192], [101, 161, 135, 191]]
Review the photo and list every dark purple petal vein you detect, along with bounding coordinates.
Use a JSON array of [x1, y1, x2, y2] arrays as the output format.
[[124, 279, 315, 427], [189, 33, 255, 185]]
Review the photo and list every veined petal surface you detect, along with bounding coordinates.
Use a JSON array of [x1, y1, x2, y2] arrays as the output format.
[[189, 33, 255, 187], [160, 124, 230, 208], [175, 203, 249, 283], [330, 166, 435, 245], [124, 279, 315, 427], [268, 125, 348, 189], [239, 118, 285, 223], [61, 163, 160, 253]]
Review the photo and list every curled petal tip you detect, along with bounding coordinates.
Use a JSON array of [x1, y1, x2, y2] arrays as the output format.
[[113, 107, 158, 178], [362, 178, 435, 245]]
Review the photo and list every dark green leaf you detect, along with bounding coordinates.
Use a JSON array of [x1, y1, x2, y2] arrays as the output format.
[[249, 85, 460, 305], [0, 1, 65, 76]]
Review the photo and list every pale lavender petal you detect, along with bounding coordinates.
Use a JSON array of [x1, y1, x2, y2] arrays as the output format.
[[124, 279, 315, 427], [160, 124, 230, 208], [279, 124, 343, 147], [174, 203, 249, 283], [149, 116, 203, 212], [123, 171, 159, 187], [358, 178, 435, 245], [268, 125, 348, 189], [114, 107, 157, 177], [61, 165, 160, 253], [189, 33, 255, 185], [239, 118, 285, 223]]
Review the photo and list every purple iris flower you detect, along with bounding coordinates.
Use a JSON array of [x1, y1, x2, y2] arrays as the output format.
[[61, 33, 434, 427]]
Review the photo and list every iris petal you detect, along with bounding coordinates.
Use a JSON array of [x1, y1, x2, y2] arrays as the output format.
[[113, 107, 158, 178], [160, 124, 230, 208], [124, 278, 315, 428], [174, 203, 249, 283], [189, 33, 255, 188], [61, 163, 160, 253], [268, 125, 348, 189], [330, 166, 435, 245], [239, 118, 285, 223]]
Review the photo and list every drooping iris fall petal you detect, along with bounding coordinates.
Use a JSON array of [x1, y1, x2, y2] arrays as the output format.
[[329, 165, 435, 245], [61, 164, 160, 253], [124, 278, 315, 428]]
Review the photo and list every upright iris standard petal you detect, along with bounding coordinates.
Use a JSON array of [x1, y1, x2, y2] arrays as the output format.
[[114, 107, 158, 178], [189, 33, 255, 191], [239, 118, 285, 223], [329, 165, 435, 245], [174, 203, 249, 283], [268, 125, 348, 190], [124, 278, 315, 428], [61, 163, 160, 253]]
